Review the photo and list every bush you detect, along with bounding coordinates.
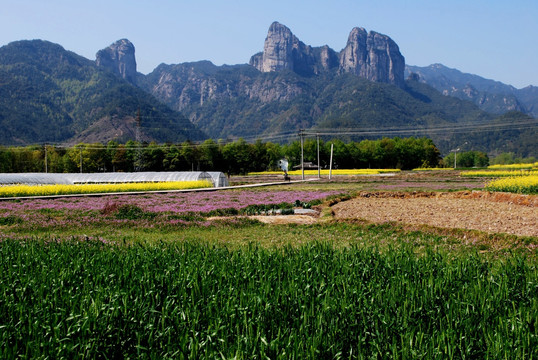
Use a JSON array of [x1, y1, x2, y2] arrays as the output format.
[[114, 204, 156, 220], [0, 215, 23, 225]]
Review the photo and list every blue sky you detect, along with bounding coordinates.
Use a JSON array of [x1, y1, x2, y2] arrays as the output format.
[[1, 0, 537, 88]]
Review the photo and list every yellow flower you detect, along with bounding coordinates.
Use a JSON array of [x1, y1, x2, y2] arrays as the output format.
[[0, 181, 212, 198], [484, 175, 538, 194]]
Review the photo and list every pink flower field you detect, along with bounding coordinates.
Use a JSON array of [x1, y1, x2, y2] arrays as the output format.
[[0, 189, 339, 213]]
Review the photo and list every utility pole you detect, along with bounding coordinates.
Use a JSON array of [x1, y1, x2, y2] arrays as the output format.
[[299, 129, 304, 180], [329, 143, 334, 180], [135, 108, 143, 172], [44, 144, 48, 173], [451, 142, 467, 169], [79, 147, 83, 173], [317, 134, 320, 179]]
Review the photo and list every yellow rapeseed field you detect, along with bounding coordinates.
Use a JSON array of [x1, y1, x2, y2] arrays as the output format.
[[460, 170, 538, 177], [248, 169, 400, 176], [0, 181, 213, 198], [485, 175, 538, 194], [412, 167, 454, 171], [487, 163, 538, 170]]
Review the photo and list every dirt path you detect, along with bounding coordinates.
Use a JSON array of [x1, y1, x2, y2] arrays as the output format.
[[331, 191, 538, 237]]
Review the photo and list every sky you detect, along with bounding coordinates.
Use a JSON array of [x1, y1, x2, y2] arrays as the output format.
[[1, 0, 537, 89]]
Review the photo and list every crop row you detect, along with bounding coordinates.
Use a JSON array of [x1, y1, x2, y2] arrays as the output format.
[[461, 170, 538, 177], [248, 169, 400, 176], [488, 162, 538, 170], [0, 180, 212, 198], [412, 167, 454, 171], [485, 175, 538, 194], [0, 240, 536, 359]]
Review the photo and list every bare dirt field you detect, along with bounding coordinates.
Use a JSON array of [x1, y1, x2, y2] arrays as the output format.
[[331, 191, 538, 237], [230, 171, 537, 238], [249, 214, 318, 225]]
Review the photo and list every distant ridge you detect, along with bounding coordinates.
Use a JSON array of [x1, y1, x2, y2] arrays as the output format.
[[405, 63, 538, 117], [0, 40, 205, 145]]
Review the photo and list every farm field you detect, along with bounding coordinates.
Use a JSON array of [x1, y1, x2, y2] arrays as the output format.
[[0, 170, 537, 358]]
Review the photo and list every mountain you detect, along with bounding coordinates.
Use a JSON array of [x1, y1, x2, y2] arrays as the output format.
[[139, 22, 410, 138], [140, 61, 536, 156], [0, 23, 536, 157], [405, 63, 538, 117], [96, 39, 138, 85], [139, 22, 535, 156], [0, 40, 204, 145], [516, 85, 538, 117], [249, 22, 405, 87]]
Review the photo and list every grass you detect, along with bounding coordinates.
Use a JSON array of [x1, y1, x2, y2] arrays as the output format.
[[0, 237, 536, 359]]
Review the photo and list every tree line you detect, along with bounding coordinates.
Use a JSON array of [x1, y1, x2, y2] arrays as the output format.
[[0, 137, 442, 175]]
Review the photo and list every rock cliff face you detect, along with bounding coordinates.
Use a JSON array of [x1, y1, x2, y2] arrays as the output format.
[[249, 22, 339, 77], [143, 61, 304, 112], [250, 22, 405, 87], [340, 28, 405, 87], [96, 39, 137, 84]]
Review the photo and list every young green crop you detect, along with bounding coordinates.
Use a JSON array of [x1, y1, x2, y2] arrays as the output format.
[[0, 239, 536, 359]]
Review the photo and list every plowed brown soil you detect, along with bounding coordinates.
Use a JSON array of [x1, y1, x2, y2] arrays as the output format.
[[331, 191, 538, 237]]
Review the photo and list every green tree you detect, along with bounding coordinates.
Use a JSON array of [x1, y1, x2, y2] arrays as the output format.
[[0, 147, 14, 172], [264, 142, 284, 171], [180, 141, 201, 171], [444, 150, 488, 168], [199, 139, 223, 171], [222, 139, 252, 175], [163, 144, 182, 171], [144, 142, 165, 171]]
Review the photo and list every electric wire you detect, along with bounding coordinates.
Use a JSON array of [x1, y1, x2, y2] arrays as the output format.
[[1, 117, 536, 150]]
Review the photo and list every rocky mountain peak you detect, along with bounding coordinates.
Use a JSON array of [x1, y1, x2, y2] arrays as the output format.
[[340, 28, 405, 87], [96, 39, 137, 84], [250, 22, 296, 73], [249, 21, 339, 77], [250, 22, 405, 87]]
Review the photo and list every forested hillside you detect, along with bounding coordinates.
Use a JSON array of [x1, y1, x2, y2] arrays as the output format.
[[0, 37, 536, 157], [0, 40, 205, 145]]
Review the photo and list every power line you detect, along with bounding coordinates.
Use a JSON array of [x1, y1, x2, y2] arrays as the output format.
[[1, 117, 536, 149], [306, 118, 538, 137]]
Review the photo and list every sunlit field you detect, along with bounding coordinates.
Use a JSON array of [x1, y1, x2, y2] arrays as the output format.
[[248, 169, 400, 176], [488, 163, 538, 170], [0, 174, 536, 358], [460, 169, 538, 177], [0, 180, 212, 197], [2, 237, 535, 359], [412, 167, 454, 171], [485, 175, 538, 194]]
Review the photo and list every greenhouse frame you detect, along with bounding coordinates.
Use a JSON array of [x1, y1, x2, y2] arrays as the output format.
[[0, 171, 227, 187], [0, 173, 73, 185]]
